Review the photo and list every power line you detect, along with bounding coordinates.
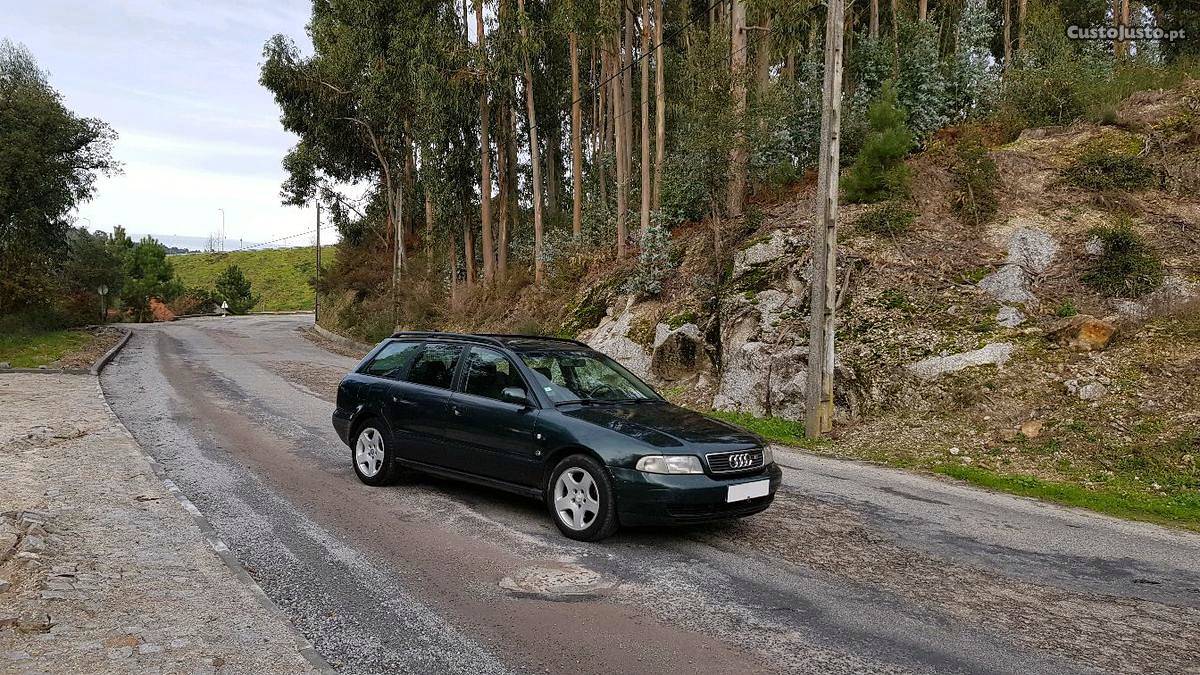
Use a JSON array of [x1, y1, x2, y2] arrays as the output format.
[[235, 228, 320, 251]]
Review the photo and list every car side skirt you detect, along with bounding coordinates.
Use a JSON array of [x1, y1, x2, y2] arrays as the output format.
[[395, 457, 544, 501]]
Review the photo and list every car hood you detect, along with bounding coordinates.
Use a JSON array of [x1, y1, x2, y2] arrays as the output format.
[[560, 401, 761, 449]]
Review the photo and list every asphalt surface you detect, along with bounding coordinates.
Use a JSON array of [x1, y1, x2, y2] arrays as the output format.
[[100, 315, 1200, 674]]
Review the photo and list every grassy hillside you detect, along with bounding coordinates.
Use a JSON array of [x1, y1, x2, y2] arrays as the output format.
[[171, 246, 336, 312]]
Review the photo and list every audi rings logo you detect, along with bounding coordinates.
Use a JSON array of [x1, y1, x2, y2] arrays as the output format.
[[729, 453, 754, 469]]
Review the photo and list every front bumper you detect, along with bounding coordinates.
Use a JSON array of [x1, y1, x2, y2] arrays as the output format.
[[610, 463, 783, 526]]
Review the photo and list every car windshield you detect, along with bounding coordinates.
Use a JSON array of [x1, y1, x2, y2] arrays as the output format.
[[519, 350, 661, 404]]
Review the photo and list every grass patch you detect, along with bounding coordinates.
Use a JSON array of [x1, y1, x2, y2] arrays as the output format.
[[170, 246, 337, 312], [854, 201, 916, 236], [1063, 144, 1156, 191], [935, 464, 1200, 531], [704, 410, 826, 449], [0, 329, 91, 368]]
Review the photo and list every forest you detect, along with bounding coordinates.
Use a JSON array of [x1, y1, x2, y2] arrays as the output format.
[[260, 0, 1198, 340]]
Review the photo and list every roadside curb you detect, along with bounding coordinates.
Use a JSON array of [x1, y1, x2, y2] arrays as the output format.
[[95, 357, 336, 673], [89, 328, 132, 375], [312, 323, 374, 352]]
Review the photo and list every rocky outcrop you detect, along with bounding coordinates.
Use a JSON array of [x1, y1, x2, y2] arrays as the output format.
[[979, 222, 1058, 314], [1046, 315, 1117, 351], [907, 343, 1015, 381], [579, 297, 655, 379]]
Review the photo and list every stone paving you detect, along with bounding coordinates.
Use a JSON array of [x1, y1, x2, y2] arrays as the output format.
[[0, 374, 319, 674]]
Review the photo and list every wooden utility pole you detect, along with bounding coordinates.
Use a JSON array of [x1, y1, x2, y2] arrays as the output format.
[[315, 200, 321, 325], [805, 0, 845, 439]]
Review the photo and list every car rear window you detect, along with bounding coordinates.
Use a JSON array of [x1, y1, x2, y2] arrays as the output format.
[[362, 341, 420, 378], [404, 343, 462, 389]]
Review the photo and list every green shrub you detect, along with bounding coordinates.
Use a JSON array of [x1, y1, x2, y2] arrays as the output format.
[[1063, 145, 1156, 191], [842, 82, 914, 204], [1055, 301, 1079, 317], [1082, 219, 1164, 297], [626, 225, 675, 298], [854, 201, 915, 236], [949, 128, 999, 226]]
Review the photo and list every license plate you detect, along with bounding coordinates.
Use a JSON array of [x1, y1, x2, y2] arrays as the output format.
[[726, 479, 770, 503]]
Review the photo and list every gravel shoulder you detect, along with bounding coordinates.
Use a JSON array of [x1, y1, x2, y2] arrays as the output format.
[[0, 373, 319, 674]]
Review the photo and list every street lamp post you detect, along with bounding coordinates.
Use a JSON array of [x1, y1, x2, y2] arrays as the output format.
[[217, 208, 226, 252]]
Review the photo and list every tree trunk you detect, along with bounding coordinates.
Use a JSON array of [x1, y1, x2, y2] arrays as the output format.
[[424, 186, 434, 253], [870, 0, 879, 39], [727, 0, 748, 219], [1017, 0, 1027, 52], [653, 0, 665, 212], [890, 0, 900, 66], [640, 0, 652, 239], [598, 46, 610, 208], [918, 0, 928, 22], [1115, 0, 1130, 59], [476, 0, 495, 282], [497, 104, 510, 280], [570, 32, 584, 240], [623, 1, 634, 200], [518, 0, 545, 283], [547, 117, 561, 216], [1003, 0, 1012, 72], [464, 224, 475, 289], [611, 32, 629, 259]]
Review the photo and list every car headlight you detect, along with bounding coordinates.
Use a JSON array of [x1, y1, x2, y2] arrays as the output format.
[[636, 455, 704, 475], [761, 446, 774, 465]]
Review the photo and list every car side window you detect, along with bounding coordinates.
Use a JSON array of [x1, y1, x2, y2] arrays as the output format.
[[403, 343, 463, 390], [362, 341, 420, 379], [461, 347, 525, 402]]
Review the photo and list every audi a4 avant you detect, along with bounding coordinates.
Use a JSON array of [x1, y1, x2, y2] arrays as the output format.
[[332, 332, 781, 541]]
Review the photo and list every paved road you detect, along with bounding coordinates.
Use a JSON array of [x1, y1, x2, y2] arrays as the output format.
[[101, 315, 1200, 674]]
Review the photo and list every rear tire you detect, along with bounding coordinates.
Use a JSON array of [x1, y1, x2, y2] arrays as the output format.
[[351, 421, 401, 486], [547, 454, 619, 541]]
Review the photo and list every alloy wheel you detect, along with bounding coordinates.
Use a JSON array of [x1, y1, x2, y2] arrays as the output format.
[[553, 467, 600, 531], [355, 427, 385, 478]]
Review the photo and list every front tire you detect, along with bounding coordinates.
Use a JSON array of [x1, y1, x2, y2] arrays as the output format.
[[352, 422, 401, 486], [547, 454, 619, 541]]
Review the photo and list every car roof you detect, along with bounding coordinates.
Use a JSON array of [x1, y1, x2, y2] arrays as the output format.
[[388, 331, 592, 353]]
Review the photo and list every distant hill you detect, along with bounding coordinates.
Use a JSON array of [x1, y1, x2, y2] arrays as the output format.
[[171, 246, 337, 312]]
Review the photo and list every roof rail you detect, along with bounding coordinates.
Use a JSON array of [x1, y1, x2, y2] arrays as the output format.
[[388, 331, 507, 348], [475, 333, 591, 349]]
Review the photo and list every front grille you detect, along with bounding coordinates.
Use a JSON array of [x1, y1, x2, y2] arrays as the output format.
[[705, 447, 765, 474]]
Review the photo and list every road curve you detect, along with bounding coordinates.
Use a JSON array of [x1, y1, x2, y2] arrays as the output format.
[[100, 315, 1200, 674]]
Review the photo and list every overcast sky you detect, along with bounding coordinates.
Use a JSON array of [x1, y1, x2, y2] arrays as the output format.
[[4, 0, 322, 247]]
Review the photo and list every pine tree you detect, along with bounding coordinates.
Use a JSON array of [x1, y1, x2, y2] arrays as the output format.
[[842, 82, 913, 204]]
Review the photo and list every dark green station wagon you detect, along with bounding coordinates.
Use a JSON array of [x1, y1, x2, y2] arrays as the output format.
[[332, 332, 781, 541]]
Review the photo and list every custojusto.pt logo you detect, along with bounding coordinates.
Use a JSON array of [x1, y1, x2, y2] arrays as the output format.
[[1067, 24, 1187, 43]]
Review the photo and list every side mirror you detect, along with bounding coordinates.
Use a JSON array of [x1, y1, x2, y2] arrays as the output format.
[[500, 387, 528, 406]]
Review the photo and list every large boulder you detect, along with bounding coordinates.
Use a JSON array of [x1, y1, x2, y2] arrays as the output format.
[[1046, 315, 1117, 351], [713, 342, 811, 420], [650, 323, 713, 381], [906, 342, 1015, 381]]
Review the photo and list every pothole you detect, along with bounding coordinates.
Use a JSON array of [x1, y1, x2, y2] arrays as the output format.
[[499, 563, 618, 599]]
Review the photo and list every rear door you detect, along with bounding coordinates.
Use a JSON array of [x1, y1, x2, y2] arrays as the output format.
[[444, 346, 542, 486], [392, 342, 465, 466]]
